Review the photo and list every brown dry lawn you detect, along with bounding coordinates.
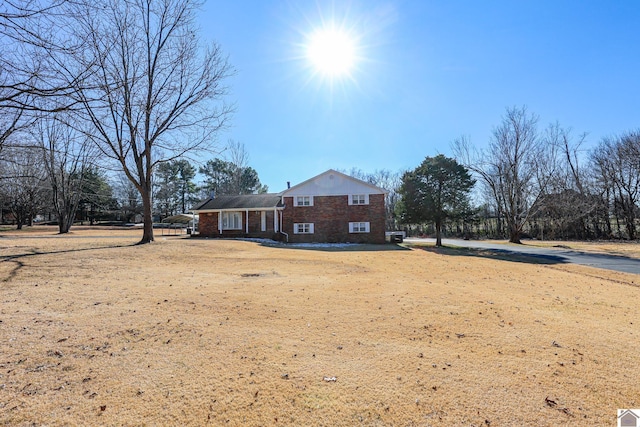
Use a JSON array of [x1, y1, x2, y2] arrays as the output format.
[[1, 226, 639, 426], [523, 238, 640, 259]]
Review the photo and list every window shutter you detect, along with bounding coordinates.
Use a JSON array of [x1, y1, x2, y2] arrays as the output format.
[[348, 222, 354, 232], [309, 223, 314, 234], [364, 194, 370, 205], [365, 222, 370, 232], [348, 195, 353, 206]]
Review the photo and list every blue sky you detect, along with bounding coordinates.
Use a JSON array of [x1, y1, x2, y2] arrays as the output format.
[[198, 1, 640, 192]]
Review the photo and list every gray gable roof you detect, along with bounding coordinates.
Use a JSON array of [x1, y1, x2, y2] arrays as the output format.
[[191, 194, 283, 211]]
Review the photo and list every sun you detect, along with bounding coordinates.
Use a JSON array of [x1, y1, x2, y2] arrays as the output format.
[[306, 28, 356, 77]]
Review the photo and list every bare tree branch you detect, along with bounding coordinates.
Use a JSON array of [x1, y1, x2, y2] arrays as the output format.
[[453, 106, 555, 243], [64, 0, 234, 243]]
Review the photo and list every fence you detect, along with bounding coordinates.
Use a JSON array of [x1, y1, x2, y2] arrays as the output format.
[[155, 223, 193, 236]]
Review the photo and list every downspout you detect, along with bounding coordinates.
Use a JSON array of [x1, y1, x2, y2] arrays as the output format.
[[278, 210, 289, 242]]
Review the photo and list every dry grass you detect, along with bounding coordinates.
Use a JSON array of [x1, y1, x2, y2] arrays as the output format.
[[522, 239, 640, 259], [1, 226, 639, 426]]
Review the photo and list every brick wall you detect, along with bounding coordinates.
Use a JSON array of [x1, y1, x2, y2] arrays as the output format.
[[198, 212, 219, 236], [282, 194, 385, 244]]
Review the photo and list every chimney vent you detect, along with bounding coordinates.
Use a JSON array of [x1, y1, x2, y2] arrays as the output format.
[[287, 181, 291, 189]]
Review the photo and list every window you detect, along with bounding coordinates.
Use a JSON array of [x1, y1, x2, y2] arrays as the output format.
[[294, 196, 313, 206], [222, 211, 242, 230], [349, 222, 370, 233], [350, 194, 369, 205], [294, 223, 314, 234]]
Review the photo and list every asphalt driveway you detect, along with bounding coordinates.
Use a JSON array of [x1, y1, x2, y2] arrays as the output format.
[[405, 238, 640, 275]]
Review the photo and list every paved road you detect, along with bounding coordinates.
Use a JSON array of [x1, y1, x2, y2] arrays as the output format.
[[405, 238, 640, 275]]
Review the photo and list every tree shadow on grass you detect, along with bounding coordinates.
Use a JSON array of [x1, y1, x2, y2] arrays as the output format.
[[411, 244, 567, 265], [0, 243, 136, 283]]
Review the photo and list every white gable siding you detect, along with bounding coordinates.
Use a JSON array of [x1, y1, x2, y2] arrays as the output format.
[[283, 170, 386, 197]]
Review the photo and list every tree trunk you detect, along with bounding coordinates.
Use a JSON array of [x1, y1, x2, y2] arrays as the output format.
[[139, 186, 154, 244], [627, 217, 636, 240], [58, 213, 69, 234], [59, 210, 74, 234], [15, 210, 25, 229], [435, 220, 442, 247], [509, 227, 521, 244], [54, 195, 76, 234]]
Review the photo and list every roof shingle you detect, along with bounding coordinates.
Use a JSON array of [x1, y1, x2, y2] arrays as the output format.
[[191, 194, 283, 211]]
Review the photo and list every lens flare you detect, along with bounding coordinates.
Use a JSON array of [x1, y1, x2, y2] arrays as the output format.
[[306, 28, 356, 76]]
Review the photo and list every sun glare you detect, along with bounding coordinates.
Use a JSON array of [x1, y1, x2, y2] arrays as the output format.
[[306, 28, 356, 77]]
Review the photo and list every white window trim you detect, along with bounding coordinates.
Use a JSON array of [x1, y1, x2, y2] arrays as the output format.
[[348, 194, 369, 205], [221, 211, 243, 230], [293, 223, 314, 234], [294, 195, 314, 207], [261, 211, 267, 232], [349, 222, 370, 233]]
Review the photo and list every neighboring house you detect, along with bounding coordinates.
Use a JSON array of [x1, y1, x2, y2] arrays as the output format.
[[191, 169, 387, 243]]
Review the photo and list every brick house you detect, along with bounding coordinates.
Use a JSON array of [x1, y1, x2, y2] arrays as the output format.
[[191, 169, 387, 243]]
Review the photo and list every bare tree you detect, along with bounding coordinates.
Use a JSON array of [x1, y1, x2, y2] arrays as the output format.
[[591, 130, 640, 240], [0, 145, 48, 228], [453, 106, 554, 243], [0, 103, 29, 155], [225, 140, 267, 194], [64, 0, 234, 243], [225, 140, 251, 193], [0, 1, 68, 47], [34, 114, 97, 233], [0, 1, 89, 167], [0, 1, 80, 112], [532, 124, 609, 239]]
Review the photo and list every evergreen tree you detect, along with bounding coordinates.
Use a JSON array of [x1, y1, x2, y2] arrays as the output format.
[[398, 155, 475, 246]]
